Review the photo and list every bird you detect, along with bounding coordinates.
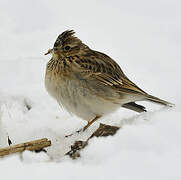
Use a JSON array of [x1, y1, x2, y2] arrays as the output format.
[[45, 30, 173, 132]]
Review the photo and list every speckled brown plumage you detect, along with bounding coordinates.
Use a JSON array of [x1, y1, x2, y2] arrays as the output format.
[[45, 30, 173, 131]]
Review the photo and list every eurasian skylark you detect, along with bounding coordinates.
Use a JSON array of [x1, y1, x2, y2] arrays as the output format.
[[45, 30, 173, 131]]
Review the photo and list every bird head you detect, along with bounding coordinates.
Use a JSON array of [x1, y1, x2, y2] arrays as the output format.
[[45, 30, 89, 58]]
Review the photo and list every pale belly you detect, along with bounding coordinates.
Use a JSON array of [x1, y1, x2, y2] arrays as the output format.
[[45, 72, 120, 121]]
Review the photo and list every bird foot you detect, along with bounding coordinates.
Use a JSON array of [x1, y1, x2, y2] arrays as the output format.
[[65, 128, 83, 138]]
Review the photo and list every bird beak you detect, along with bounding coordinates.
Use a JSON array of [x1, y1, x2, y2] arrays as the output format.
[[44, 48, 53, 55]]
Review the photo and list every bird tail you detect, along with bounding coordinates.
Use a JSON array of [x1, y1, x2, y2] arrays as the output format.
[[122, 102, 147, 113], [145, 94, 174, 107]]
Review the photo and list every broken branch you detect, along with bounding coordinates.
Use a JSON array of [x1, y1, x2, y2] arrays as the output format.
[[0, 138, 51, 158]]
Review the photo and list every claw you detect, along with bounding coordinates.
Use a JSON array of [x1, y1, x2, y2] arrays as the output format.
[[65, 128, 83, 138]]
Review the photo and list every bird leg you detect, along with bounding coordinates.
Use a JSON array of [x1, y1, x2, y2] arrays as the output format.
[[83, 116, 101, 131], [65, 116, 101, 137]]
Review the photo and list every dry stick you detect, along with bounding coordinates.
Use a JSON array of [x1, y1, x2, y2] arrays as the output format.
[[0, 138, 51, 158], [66, 123, 120, 159]]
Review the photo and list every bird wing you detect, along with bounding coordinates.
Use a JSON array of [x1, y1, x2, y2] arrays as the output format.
[[74, 50, 146, 95]]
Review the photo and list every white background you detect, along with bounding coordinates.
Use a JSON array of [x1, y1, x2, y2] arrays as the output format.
[[0, 0, 181, 179]]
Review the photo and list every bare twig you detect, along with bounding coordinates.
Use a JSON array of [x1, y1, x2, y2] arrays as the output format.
[[0, 138, 51, 158], [89, 123, 120, 139], [66, 123, 120, 159]]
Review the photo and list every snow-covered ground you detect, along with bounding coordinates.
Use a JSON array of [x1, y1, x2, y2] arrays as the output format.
[[0, 0, 181, 179]]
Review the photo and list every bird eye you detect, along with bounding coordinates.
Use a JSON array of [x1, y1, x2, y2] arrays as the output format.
[[64, 46, 71, 51]]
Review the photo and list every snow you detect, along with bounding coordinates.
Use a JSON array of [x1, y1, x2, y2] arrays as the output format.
[[0, 0, 181, 179]]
